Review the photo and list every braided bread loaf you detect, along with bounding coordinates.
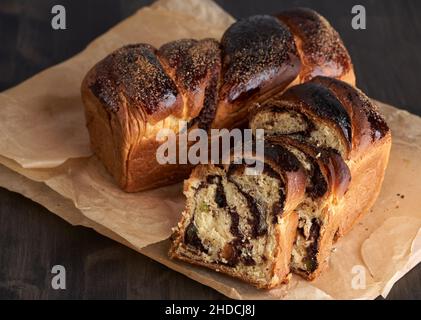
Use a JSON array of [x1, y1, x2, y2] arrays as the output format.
[[169, 77, 391, 287], [81, 8, 354, 192]]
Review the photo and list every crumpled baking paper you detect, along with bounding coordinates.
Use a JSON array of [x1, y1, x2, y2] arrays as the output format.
[[0, 0, 419, 299]]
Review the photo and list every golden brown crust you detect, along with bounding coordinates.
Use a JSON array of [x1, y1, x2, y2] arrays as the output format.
[[82, 40, 221, 191], [276, 8, 355, 85], [335, 134, 392, 238], [82, 76, 129, 188], [82, 70, 195, 191]]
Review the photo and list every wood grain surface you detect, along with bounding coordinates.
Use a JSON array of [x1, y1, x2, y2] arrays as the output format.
[[0, 0, 420, 299]]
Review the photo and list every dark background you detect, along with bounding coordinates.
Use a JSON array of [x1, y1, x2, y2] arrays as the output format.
[[0, 0, 420, 299]]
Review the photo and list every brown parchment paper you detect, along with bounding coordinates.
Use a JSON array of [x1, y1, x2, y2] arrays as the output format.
[[0, 0, 420, 299]]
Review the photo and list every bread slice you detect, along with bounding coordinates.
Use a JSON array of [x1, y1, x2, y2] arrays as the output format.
[[170, 142, 307, 288], [277, 137, 350, 279]]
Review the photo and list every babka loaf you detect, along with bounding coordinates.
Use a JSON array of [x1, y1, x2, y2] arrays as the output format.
[[81, 8, 354, 192], [170, 77, 391, 286]]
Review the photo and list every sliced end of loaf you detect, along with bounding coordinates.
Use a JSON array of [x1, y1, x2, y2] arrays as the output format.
[[170, 164, 299, 288]]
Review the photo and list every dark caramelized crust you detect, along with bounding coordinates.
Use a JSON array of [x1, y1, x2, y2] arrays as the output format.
[[251, 77, 391, 161], [87, 44, 182, 124], [215, 15, 301, 127], [277, 8, 354, 84], [158, 39, 221, 122], [194, 73, 219, 130], [275, 136, 351, 200], [263, 142, 302, 173], [309, 76, 390, 156], [281, 82, 352, 152], [158, 39, 220, 91]]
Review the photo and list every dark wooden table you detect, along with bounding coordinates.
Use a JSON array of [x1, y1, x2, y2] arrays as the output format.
[[0, 0, 420, 300]]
